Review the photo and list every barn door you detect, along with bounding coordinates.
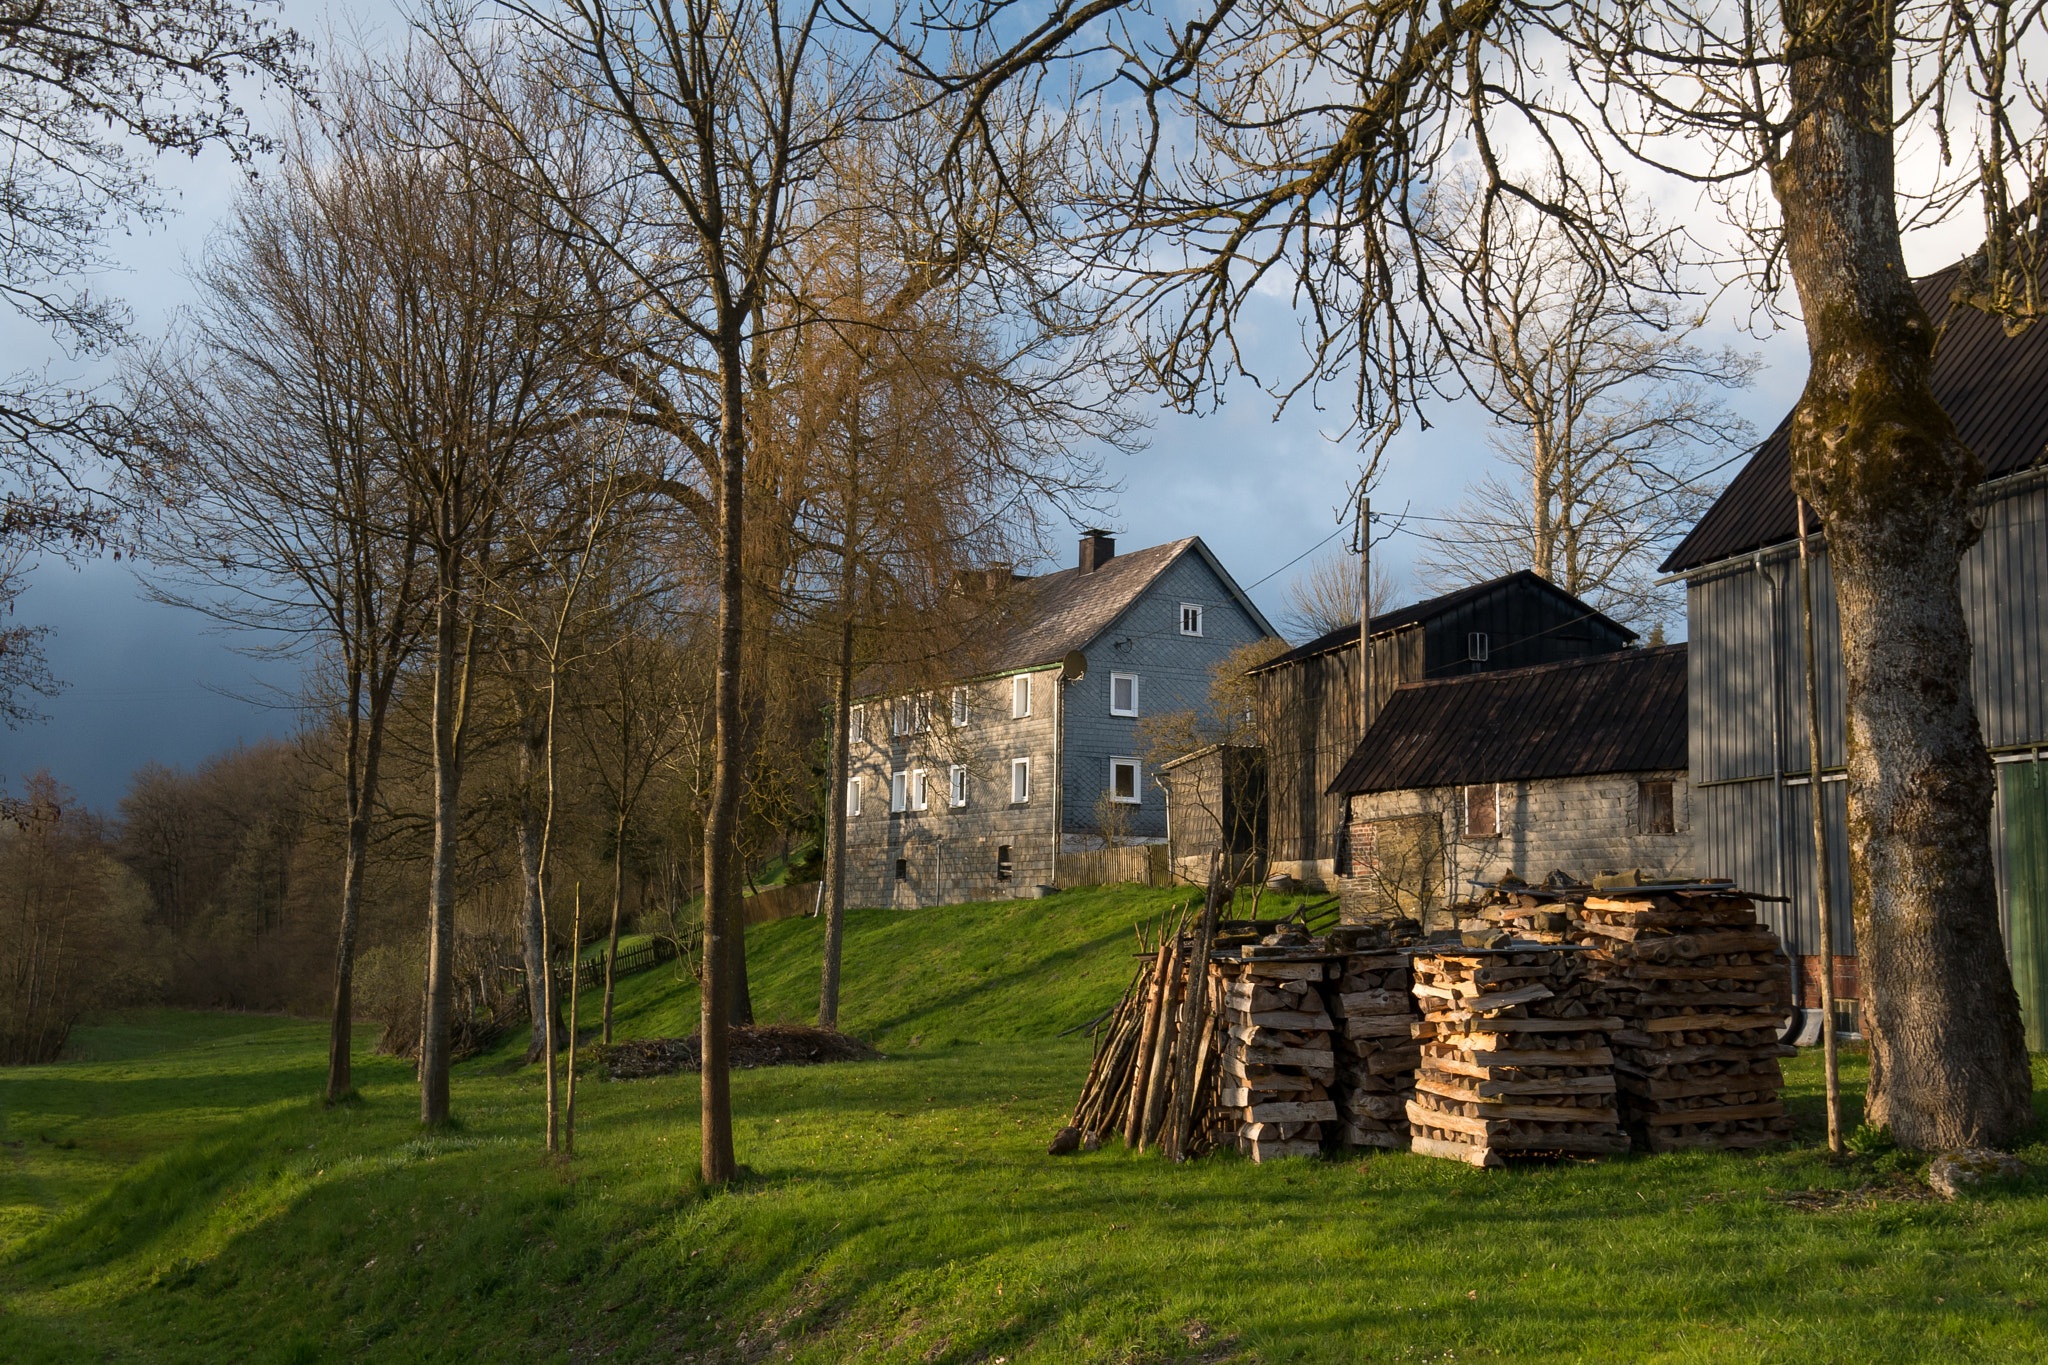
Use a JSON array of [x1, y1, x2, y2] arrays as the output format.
[[2002, 760, 2048, 1053]]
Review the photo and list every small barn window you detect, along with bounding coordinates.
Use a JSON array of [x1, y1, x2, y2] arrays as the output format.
[[890, 771, 907, 813], [1010, 757, 1031, 803], [952, 687, 970, 726], [895, 858, 908, 882], [949, 764, 968, 807], [1180, 603, 1204, 636], [1638, 780, 1676, 834], [910, 768, 929, 811], [1012, 674, 1031, 718], [846, 778, 862, 817], [1110, 757, 1141, 803], [1468, 632, 1490, 663], [996, 845, 1013, 881], [1465, 783, 1500, 838], [1110, 672, 1139, 716]]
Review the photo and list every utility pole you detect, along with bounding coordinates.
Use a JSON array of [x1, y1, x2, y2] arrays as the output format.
[[1797, 497, 1844, 1155], [1357, 491, 1374, 740]]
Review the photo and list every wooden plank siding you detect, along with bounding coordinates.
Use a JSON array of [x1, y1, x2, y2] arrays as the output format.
[[1684, 473, 2048, 976]]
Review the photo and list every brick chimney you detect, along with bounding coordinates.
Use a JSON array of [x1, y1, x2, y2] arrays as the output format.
[[1079, 529, 1116, 574]]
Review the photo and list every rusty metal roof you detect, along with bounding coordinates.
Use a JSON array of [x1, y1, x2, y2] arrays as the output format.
[[1662, 264, 2048, 574], [1327, 645, 1688, 794]]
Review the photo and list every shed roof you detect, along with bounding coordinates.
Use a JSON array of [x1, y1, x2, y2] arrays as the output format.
[[1661, 264, 2048, 574], [1248, 569, 1635, 674], [1327, 645, 1687, 794]]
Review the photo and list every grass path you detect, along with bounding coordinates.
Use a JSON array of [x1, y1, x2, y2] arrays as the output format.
[[4, 887, 2048, 1363]]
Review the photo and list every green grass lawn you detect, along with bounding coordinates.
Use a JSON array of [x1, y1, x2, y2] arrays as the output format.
[[4, 885, 2048, 1364]]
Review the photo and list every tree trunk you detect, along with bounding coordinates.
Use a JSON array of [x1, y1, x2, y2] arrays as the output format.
[[1776, 2, 2034, 1148], [421, 577, 462, 1127], [518, 706, 561, 1061], [698, 331, 745, 1186], [728, 893, 753, 1026], [819, 608, 857, 1029]]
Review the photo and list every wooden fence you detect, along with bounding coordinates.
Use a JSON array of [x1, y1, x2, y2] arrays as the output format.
[[1057, 844, 1170, 889]]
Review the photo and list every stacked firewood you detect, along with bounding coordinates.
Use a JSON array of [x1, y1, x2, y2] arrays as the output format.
[[1406, 945, 1629, 1167], [1572, 887, 1798, 1152], [1061, 901, 1226, 1160], [1215, 928, 1339, 1161], [1321, 924, 1423, 1149]]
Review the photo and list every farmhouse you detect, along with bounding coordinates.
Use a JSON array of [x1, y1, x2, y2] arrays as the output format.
[[1247, 570, 1639, 889], [842, 531, 1279, 907], [1661, 262, 2048, 1046], [1326, 645, 1692, 921]]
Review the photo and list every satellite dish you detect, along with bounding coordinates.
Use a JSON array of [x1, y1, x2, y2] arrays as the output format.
[[1060, 649, 1088, 682]]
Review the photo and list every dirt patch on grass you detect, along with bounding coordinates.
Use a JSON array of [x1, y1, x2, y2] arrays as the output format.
[[595, 1026, 880, 1079]]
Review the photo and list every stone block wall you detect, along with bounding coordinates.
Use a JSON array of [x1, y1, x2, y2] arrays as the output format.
[[1334, 768, 1694, 920]]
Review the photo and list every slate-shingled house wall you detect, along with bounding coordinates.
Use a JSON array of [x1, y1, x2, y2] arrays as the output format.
[[843, 533, 1278, 908], [1663, 262, 2048, 1045], [1327, 646, 1692, 921]]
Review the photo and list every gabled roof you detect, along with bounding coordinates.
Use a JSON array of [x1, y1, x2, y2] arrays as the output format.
[[1248, 569, 1635, 674], [978, 536, 1278, 677], [1328, 645, 1687, 794], [1661, 263, 2048, 574]]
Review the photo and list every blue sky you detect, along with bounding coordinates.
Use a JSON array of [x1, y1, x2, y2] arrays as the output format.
[[0, 0, 1839, 812]]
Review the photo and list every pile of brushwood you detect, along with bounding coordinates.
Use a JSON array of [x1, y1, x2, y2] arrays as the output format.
[[595, 1026, 878, 1080]]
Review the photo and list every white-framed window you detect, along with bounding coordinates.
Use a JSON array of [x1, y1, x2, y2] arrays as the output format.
[[849, 705, 864, 743], [846, 777, 862, 817], [1012, 674, 1031, 718], [911, 768, 929, 811], [1010, 757, 1031, 803], [1110, 756, 1141, 803], [949, 764, 968, 807], [1179, 603, 1204, 636], [1465, 782, 1500, 838], [890, 771, 908, 813], [1110, 672, 1139, 716], [951, 686, 969, 727]]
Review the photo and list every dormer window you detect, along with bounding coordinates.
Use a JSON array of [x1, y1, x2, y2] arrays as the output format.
[[1180, 603, 1204, 636], [1012, 674, 1031, 718]]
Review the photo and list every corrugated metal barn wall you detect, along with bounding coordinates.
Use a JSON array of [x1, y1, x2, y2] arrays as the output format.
[[1687, 473, 2048, 961]]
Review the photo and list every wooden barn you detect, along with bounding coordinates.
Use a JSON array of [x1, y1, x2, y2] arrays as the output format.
[[1661, 262, 2048, 1046], [1326, 645, 1691, 922], [1247, 571, 1638, 889]]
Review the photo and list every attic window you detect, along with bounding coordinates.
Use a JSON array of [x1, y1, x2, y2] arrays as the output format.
[[1638, 780, 1676, 834], [952, 687, 969, 726], [1012, 674, 1031, 718], [1110, 672, 1139, 716], [1468, 632, 1490, 663], [849, 706, 864, 743], [1180, 603, 1204, 636], [1465, 783, 1500, 838]]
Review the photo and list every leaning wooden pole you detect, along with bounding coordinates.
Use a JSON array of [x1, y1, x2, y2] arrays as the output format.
[[565, 883, 583, 1155], [1138, 934, 1186, 1150], [1798, 498, 1845, 1156]]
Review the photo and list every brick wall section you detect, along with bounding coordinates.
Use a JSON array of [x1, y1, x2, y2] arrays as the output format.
[[1334, 768, 1694, 920]]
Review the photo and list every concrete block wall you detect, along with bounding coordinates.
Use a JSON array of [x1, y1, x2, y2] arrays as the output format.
[[1335, 768, 1694, 918]]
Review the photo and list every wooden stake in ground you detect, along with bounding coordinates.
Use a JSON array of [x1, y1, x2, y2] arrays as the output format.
[[1798, 497, 1844, 1155], [565, 883, 582, 1155], [542, 878, 559, 1153]]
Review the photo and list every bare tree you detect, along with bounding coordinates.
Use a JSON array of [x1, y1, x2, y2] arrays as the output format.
[[1278, 551, 1399, 641], [439, 0, 894, 1182], [129, 68, 442, 1103], [1413, 185, 1756, 629], [933, 0, 2045, 1146]]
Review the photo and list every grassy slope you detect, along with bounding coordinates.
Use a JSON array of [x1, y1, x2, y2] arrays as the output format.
[[2, 887, 2046, 1365]]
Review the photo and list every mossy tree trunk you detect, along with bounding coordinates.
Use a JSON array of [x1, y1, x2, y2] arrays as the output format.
[[1775, 0, 2034, 1148]]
